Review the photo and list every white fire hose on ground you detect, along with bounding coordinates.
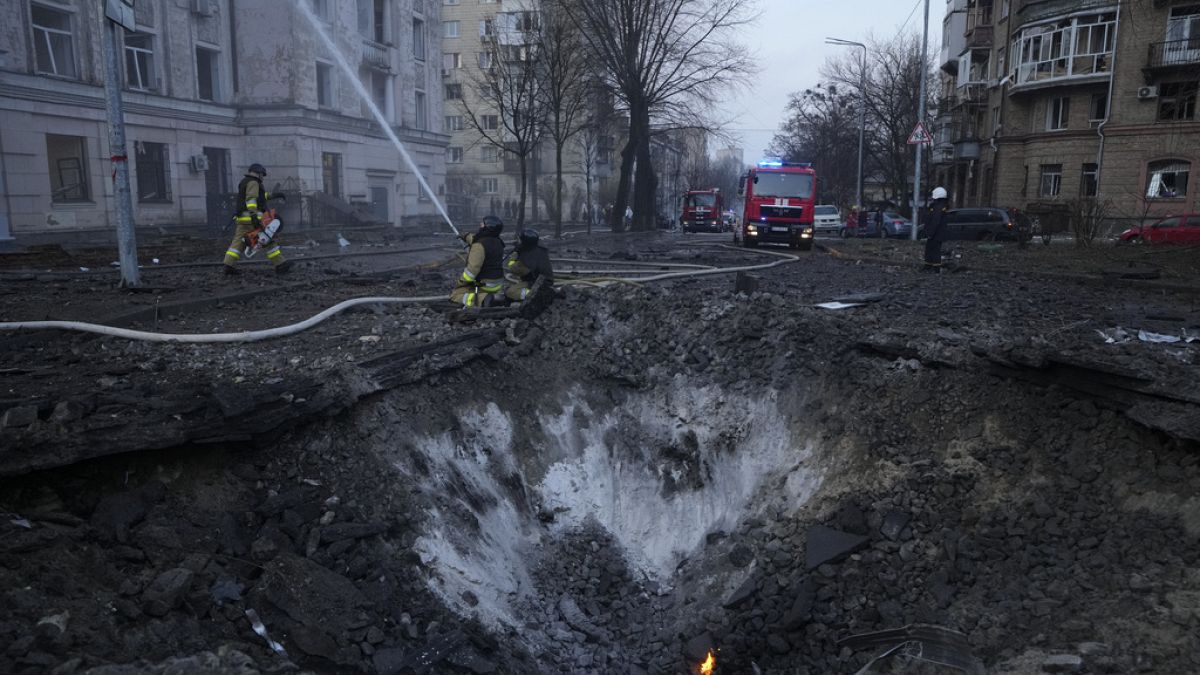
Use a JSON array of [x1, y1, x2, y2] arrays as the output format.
[[0, 245, 798, 344]]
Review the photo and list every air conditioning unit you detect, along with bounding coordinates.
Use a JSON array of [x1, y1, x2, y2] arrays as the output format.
[[191, 0, 215, 17], [1137, 85, 1159, 100], [190, 155, 210, 172]]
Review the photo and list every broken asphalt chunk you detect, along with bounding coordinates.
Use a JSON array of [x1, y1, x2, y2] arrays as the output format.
[[805, 525, 869, 570]]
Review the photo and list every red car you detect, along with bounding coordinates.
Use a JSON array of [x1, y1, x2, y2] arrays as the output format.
[[1119, 214, 1200, 244]]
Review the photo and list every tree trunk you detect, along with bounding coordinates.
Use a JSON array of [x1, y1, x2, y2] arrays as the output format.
[[631, 106, 656, 231], [584, 156, 593, 235], [612, 131, 637, 233], [531, 145, 540, 225], [555, 141, 564, 238], [516, 155, 528, 231]]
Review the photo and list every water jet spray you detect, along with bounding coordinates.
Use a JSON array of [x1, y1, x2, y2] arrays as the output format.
[[296, 1, 460, 236]]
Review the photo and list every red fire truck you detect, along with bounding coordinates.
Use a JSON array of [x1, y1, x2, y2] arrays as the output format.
[[680, 189, 724, 233], [737, 160, 816, 250]]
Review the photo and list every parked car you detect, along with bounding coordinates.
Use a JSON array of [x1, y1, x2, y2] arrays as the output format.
[[841, 210, 912, 238], [919, 207, 1031, 242], [813, 205, 841, 233], [1118, 214, 1200, 244]]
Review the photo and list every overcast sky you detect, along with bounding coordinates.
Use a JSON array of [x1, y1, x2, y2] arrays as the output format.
[[719, 0, 942, 163]]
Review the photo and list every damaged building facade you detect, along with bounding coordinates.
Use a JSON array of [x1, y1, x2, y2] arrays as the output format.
[[0, 0, 447, 241], [933, 0, 1200, 225]]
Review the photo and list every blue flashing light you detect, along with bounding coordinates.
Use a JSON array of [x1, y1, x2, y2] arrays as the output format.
[[758, 159, 784, 168]]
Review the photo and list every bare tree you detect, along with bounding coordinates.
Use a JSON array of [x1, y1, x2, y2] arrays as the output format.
[[458, 12, 546, 230], [532, 0, 595, 238], [562, 0, 754, 231], [818, 32, 936, 209], [770, 84, 860, 207]]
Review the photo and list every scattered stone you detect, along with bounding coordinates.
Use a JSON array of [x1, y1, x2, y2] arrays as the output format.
[[1, 405, 37, 428], [290, 624, 338, 660], [141, 568, 195, 617], [880, 511, 910, 541], [320, 521, 387, 543], [1042, 653, 1084, 672], [722, 574, 759, 608], [682, 632, 713, 662], [805, 525, 869, 569]]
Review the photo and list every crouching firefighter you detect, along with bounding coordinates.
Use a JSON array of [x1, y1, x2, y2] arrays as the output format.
[[223, 163, 292, 275], [450, 216, 506, 308], [505, 228, 554, 303]]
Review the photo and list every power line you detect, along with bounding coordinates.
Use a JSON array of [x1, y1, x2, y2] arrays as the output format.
[[898, 0, 924, 34]]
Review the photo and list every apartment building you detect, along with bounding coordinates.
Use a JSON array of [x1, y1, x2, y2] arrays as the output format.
[[0, 0, 447, 241], [933, 0, 1200, 223], [440, 0, 614, 224]]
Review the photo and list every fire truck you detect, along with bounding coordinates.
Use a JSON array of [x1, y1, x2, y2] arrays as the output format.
[[680, 189, 724, 233], [737, 160, 816, 250]]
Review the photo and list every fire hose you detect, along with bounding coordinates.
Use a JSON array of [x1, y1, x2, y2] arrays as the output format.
[[0, 245, 798, 343]]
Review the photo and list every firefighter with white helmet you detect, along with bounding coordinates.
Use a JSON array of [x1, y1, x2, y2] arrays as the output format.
[[923, 187, 950, 272]]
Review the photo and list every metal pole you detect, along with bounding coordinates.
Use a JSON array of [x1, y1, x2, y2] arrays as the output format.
[[911, 0, 930, 241], [101, 19, 140, 286], [856, 44, 865, 211]]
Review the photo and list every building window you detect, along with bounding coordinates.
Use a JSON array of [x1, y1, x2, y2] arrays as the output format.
[[322, 152, 343, 198], [124, 33, 157, 92], [134, 141, 172, 203], [1039, 164, 1062, 197], [445, 115, 464, 131], [445, 83, 462, 100], [317, 62, 334, 107], [478, 51, 494, 69], [444, 52, 461, 70], [443, 20, 460, 38], [480, 18, 494, 37], [1080, 163, 1098, 197], [447, 147, 464, 163], [1089, 92, 1107, 125], [481, 177, 499, 194], [482, 114, 499, 130], [307, 0, 329, 20], [1000, 0, 1009, 19], [445, 0, 459, 4], [31, 4, 77, 79], [413, 18, 426, 60], [1167, 6, 1200, 43], [1046, 96, 1069, 130], [1158, 82, 1198, 121], [481, 0, 497, 4], [46, 134, 89, 202], [1011, 13, 1115, 86], [1146, 160, 1190, 199], [481, 146, 499, 163], [196, 47, 220, 101], [418, 165, 432, 201], [371, 72, 389, 115], [414, 90, 427, 130], [991, 106, 1001, 132]]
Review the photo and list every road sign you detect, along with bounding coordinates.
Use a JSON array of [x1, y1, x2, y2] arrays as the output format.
[[907, 122, 933, 146], [106, 0, 136, 32]]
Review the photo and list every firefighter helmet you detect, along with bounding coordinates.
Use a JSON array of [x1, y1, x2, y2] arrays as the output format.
[[248, 163, 268, 177], [480, 215, 504, 236], [518, 228, 540, 250], [931, 186, 948, 200]]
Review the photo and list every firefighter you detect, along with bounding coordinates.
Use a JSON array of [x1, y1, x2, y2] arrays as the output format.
[[450, 215, 506, 308], [223, 163, 291, 275], [923, 186, 950, 272], [504, 228, 553, 303]]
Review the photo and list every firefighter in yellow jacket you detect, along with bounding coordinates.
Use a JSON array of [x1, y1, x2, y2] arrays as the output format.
[[223, 163, 291, 275], [450, 216, 506, 307], [505, 228, 553, 302]]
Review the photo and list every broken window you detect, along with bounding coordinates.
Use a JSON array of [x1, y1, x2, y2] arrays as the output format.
[[1145, 160, 1190, 199], [196, 47, 220, 101], [32, 4, 77, 79], [135, 141, 172, 203], [322, 152, 342, 198], [1080, 163, 1098, 197], [1039, 164, 1062, 198], [1158, 81, 1198, 121], [444, 83, 462, 100], [124, 32, 157, 92], [317, 62, 334, 107], [46, 134, 89, 202]]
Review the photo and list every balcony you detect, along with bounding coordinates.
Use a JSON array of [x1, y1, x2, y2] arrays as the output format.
[[965, 7, 994, 49], [1147, 39, 1200, 70], [361, 39, 391, 71]]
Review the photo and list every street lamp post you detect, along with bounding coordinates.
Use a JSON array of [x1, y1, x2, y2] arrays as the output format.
[[826, 38, 866, 213], [910, 0, 931, 241]]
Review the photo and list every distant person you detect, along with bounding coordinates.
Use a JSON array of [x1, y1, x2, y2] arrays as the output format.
[[450, 216, 506, 308], [624, 205, 633, 228], [505, 228, 553, 303], [223, 163, 291, 275], [923, 187, 950, 272], [874, 208, 884, 235]]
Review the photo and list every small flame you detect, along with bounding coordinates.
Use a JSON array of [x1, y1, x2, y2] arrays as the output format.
[[699, 650, 716, 675]]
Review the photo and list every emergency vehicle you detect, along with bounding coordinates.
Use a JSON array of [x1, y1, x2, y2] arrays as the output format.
[[737, 160, 816, 250]]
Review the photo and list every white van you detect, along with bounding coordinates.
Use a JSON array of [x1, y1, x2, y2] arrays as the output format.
[[813, 205, 841, 233]]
